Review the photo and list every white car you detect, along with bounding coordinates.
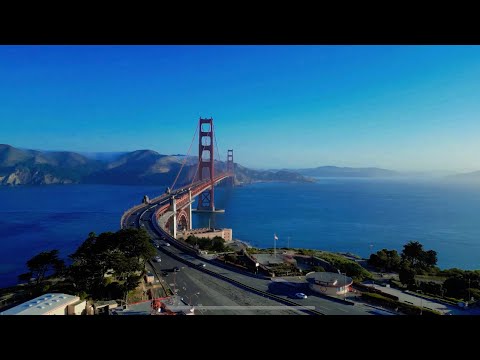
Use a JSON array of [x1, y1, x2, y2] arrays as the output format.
[[165, 243, 171, 247], [154, 256, 161, 263], [295, 292, 307, 299]]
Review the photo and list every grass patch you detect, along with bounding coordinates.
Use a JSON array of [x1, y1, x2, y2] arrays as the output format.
[[361, 292, 442, 315]]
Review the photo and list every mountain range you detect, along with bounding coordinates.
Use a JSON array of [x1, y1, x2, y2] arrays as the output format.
[[2, 144, 478, 186], [294, 166, 399, 177], [0, 144, 313, 186]]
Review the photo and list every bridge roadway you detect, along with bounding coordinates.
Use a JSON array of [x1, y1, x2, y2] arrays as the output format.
[[124, 196, 375, 315]]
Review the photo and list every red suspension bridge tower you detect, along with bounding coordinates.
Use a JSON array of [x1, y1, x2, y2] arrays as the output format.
[[227, 149, 234, 186], [197, 117, 216, 211]]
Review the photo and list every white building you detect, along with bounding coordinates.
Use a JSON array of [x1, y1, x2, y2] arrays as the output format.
[[306, 272, 353, 296], [1, 293, 85, 315]]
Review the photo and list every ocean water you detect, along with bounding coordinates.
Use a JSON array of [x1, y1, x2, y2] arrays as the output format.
[[1, 179, 480, 288]]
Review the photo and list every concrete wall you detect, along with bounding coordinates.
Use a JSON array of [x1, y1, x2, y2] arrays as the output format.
[[309, 283, 349, 296], [179, 228, 233, 242], [67, 300, 87, 315], [294, 255, 337, 272]]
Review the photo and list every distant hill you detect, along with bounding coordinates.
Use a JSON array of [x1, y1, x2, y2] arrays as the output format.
[[294, 166, 399, 178], [446, 170, 480, 182], [0, 144, 102, 185], [78, 151, 128, 162], [0, 144, 312, 186]]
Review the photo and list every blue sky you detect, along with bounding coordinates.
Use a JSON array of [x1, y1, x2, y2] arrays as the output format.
[[1, 45, 480, 172]]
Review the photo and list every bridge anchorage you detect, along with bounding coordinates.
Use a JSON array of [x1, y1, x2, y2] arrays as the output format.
[[151, 117, 235, 239]]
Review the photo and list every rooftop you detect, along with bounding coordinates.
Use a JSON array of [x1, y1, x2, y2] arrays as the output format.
[[1, 293, 80, 315], [306, 272, 353, 288]]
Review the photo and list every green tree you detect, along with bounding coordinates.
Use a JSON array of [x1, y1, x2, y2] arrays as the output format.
[[401, 241, 424, 268], [369, 249, 401, 272], [399, 262, 416, 289], [24, 249, 65, 285], [68, 231, 119, 298], [422, 250, 438, 268], [18, 272, 33, 283], [116, 228, 155, 268], [443, 276, 466, 299], [67, 228, 154, 300]]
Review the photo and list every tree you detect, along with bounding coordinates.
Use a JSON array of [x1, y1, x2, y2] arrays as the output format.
[[123, 275, 142, 304], [399, 262, 416, 289], [116, 228, 156, 268], [25, 249, 65, 285], [422, 250, 438, 268], [69, 231, 117, 293], [67, 228, 154, 300], [401, 241, 424, 268], [401, 241, 437, 273], [368, 249, 401, 272], [18, 272, 33, 283], [443, 276, 467, 299]]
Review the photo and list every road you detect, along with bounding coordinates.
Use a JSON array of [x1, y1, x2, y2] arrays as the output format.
[[124, 200, 376, 315]]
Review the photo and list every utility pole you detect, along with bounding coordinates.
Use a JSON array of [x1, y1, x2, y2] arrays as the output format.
[[274, 237, 276, 258], [274, 234, 278, 258]]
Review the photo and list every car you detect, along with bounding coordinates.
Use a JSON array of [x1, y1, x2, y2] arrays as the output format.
[[197, 263, 206, 268], [295, 292, 307, 299], [165, 243, 171, 247], [173, 266, 180, 272], [162, 271, 168, 277], [153, 256, 161, 263]]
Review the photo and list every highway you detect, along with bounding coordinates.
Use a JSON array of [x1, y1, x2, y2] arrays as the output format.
[[132, 205, 303, 315], [124, 198, 376, 315]]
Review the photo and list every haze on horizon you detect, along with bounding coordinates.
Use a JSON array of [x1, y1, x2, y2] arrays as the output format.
[[1, 45, 480, 173]]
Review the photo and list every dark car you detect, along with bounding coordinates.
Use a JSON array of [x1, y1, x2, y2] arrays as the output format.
[[173, 266, 180, 272], [162, 271, 168, 277]]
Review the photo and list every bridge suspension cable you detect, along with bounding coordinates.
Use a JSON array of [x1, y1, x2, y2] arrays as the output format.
[[170, 122, 199, 191], [189, 160, 200, 187], [213, 122, 224, 172]]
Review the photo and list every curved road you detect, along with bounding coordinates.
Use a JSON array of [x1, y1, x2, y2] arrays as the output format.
[[124, 198, 376, 315]]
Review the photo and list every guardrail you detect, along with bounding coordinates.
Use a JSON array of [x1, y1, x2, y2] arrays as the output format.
[[123, 173, 233, 229], [120, 203, 147, 229]]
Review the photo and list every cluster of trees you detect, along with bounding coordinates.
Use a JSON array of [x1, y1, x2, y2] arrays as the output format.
[[368, 241, 480, 302], [368, 249, 401, 272], [18, 228, 156, 302], [368, 241, 437, 275], [18, 250, 65, 286], [440, 269, 480, 301], [368, 241, 438, 288], [412, 270, 480, 302], [184, 235, 231, 253]]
